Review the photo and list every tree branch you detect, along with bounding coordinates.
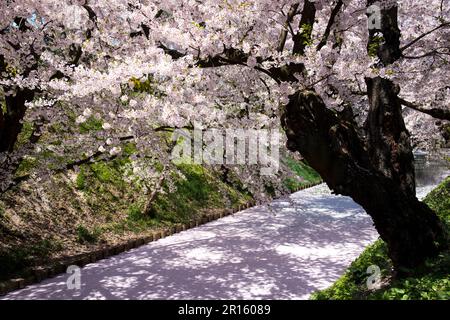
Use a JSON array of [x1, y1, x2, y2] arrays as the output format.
[[398, 97, 450, 121], [292, 0, 316, 55], [277, 3, 300, 52], [400, 22, 450, 53]]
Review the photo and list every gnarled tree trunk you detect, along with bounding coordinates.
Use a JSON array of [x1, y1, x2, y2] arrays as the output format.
[[281, 87, 447, 272], [0, 88, 35, 153]]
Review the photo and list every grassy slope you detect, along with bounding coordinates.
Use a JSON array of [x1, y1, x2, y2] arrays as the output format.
[[311, 176, 450, 300], [0, 148, 320, 281], [282, 157, 322, 192]]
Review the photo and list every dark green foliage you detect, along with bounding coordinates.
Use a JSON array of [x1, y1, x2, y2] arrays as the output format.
[[368, 35, 384, 57], [78, 117, 103, 134], [15, 156, 38, 177], [311, 240, 391, 299], [76, 225, 100, 244], [0, 145, 320, 282], [176, 164, 210, 202], [14, 122, 33, 149], [127, 204, 144, 221], [264, 183, 276, 197], [283, 177, 300, 192], [116, 203, 157, 233], [424, 177, 450, 228], [149, 164, 249, 224], [122, 142, 138, 157], [75, 167, 87, 190]]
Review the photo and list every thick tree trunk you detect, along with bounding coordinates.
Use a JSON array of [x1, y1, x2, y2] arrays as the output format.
[[367, 0, 402, 65], [281, 89, 448, 272], [292, 0, 316, 55], [365, 77, 416, 196]]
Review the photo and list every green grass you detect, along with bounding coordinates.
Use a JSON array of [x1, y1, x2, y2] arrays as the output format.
[[1, 100, 6, 114], [72, 148, 253, 235], [15, 156, 38, 177], [79, 156, 318, 233], [78, 116, 103, 134], [114, 204, 158, 234], [283, 157, 322, 191], [15, 122, 34, 149], [311, 176, 450, 300], [106, 163, 252, 233], [424, 177, 450, 227], [283, 177, 301, 192], [91, 162, 119, 183], [76, 225, 101, 244], [0, 149, 321, 281], [75, 167, 87, 190], [77, 159, 135, 210], [122, 142, 138, 157]]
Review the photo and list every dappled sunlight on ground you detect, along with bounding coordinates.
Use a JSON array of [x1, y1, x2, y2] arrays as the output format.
[[2, 184, 380, 300]]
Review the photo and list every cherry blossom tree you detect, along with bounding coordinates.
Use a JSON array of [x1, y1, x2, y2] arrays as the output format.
[[0, 0, 449, 272]]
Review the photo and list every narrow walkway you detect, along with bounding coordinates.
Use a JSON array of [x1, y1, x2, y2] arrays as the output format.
[[3, 184, 381, 300]]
